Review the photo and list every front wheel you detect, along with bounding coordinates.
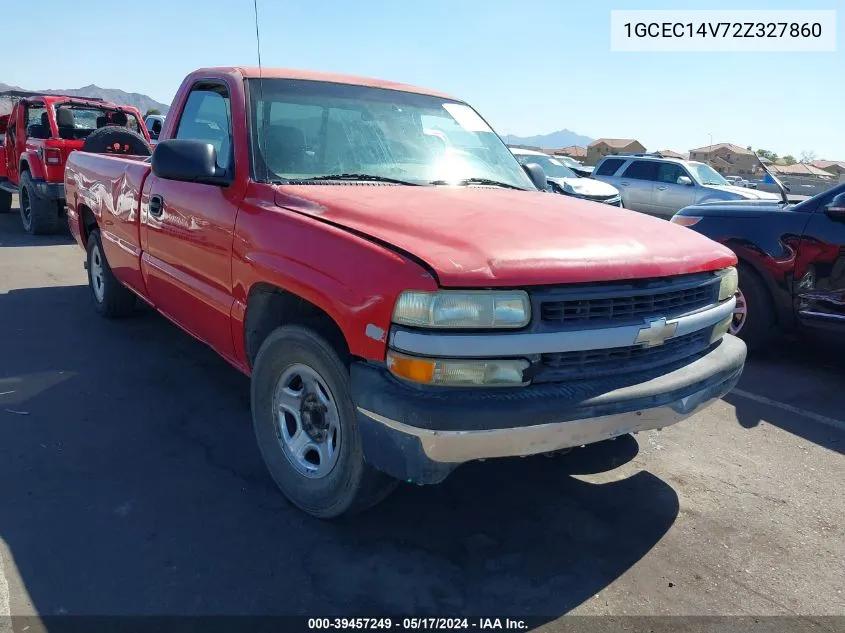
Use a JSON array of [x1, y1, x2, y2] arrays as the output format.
[[251, 325, 397, 518], [731, 264, 776, 351]]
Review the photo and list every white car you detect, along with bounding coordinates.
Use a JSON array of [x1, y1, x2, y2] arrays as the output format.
[[724, 175, 757, 189], [511, 148, 623, 207]]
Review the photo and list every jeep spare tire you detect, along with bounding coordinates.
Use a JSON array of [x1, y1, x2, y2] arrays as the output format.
[[83, 127, 151, 157]]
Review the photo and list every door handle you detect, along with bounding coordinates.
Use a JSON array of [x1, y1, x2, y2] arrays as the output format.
[[620, 181, 630, 187], [656, 185, 668, 191], [149, 194, 163, 217]]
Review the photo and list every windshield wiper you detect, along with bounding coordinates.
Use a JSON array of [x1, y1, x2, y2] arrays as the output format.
[[429, 177, 525, 190], [289, 173, 419, 186]]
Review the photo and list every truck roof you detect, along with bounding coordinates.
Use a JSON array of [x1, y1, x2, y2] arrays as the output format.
[[195, 66, 458, 100]]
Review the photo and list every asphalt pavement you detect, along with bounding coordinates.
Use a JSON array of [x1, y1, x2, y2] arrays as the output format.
[[0, 203, 843, 632]]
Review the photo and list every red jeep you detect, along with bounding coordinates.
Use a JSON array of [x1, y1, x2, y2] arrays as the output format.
[[0, 91, 150, 234]]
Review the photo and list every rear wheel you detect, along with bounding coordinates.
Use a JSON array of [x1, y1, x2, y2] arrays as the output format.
[[731, 263, 776, 351], [86, 230, 136, 318], [251, 325, 398, 518], [0, 190, 11, 213], [20, 172, 59, 235]]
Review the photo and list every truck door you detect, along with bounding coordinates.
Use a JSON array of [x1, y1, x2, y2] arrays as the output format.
[[140, 81, 240, 359], [794, 191, 845, 339]]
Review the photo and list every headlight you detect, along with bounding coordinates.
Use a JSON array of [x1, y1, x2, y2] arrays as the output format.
[[386, 350, 529, 387], [716, 267, 738, 301], [710, 315, 733, 344], [392, 290, 530, 329]]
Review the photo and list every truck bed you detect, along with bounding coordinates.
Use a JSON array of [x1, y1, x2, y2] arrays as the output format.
[[65, 151, 151, 296]]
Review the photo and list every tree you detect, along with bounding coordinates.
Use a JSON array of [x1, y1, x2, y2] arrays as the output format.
[[144, 108, 161, 118], [782, 155, 797, 165], [799, 150, 817, 164], [756, 149, 778, 162]]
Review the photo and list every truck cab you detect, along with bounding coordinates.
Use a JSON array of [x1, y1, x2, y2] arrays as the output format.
[[0, 92, 149, 233]]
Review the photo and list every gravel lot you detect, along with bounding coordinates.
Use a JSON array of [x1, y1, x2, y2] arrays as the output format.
[[0, 202, 843, 631]]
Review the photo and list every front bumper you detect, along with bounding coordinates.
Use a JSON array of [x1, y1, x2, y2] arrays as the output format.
[[352, 334, 746, 483]]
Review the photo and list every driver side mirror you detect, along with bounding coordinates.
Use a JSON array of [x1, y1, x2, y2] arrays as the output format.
[[151, 139, 230, 186], [677, 176, 693, 186], [522, 162, 548, 191], [825, 192, 845, 218]]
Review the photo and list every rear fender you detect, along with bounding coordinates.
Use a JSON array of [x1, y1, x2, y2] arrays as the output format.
[[20, 152, 46, 180]]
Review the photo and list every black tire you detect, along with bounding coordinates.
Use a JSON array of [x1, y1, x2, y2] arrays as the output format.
[[251, 325, 398, 519], [82, 126, 151, 156], [733, 263, 776, 352], [19, 171, 60, 235], [86, 230, 136, 318], [0, 189, 11, 213]]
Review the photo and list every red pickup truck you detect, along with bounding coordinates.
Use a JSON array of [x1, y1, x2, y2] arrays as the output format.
[[64, 67, 746, 518], [0, 92, 149, 234]]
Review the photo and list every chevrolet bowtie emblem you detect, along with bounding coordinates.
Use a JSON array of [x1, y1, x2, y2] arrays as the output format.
[[635, 317, 678, 347]]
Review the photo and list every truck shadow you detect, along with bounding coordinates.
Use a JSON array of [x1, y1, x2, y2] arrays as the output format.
[[0, 284, 679, 623], [729, 339, 845, 455], [0, 201, 74, 247]]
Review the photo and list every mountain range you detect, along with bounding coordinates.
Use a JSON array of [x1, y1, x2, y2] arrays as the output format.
[[0, 82, 170, 116], [502, 129, 594, 149]]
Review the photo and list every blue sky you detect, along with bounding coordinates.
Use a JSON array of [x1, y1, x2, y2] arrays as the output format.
[[4, 0, 842, 158]]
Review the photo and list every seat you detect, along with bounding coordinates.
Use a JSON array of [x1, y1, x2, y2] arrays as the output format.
[[264, 124, 306, 174], [56, 108, 76, 140], [96, 115, 108, 129], [26, 112, 51, 139], [110, 111, 128, 127]]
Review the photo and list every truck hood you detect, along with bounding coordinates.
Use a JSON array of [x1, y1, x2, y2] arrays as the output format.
[[275, 185, 736, 287], [547, 176, 619, 197], [707, 185, 779, 200]]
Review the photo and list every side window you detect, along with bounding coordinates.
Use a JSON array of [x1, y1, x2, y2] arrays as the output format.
[[595, 157, 625, 176], [622, 160, 659, 181], [656, 163, 687, 184], [175, 84, 233, 171], [25, 104, 49, 139]]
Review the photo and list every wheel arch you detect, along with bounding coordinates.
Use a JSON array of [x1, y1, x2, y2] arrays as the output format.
[[244, 283, 351, 370]]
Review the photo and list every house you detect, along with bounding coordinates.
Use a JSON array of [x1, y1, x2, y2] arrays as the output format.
[[810, 160, 845, 177], [585, 138, 646, 165], [550, 145, 588, 160], [769, 163, 836, 178], [659, 150, 687, 160], [688, 143, 759, 176]]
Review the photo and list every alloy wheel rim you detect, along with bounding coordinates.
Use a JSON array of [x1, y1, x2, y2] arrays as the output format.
[[91, 246, 106, 303], [20, 189, 32, 231], [272, 363, 341, 479], [730, 289, 747, 335]]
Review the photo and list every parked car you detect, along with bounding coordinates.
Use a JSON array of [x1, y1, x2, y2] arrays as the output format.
[[0, 91, 150, 234], [554, 154, 593, 177], [65, 66, 746, 518], [592, 153, 778, 219], [144, 114, 166, 140], [672, 172, 845, 350], [511, 148, 622, 206], [724, 175, 758, 190]]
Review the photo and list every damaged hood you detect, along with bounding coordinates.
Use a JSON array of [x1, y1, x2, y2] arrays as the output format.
[[275, 184, 736, 287]]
